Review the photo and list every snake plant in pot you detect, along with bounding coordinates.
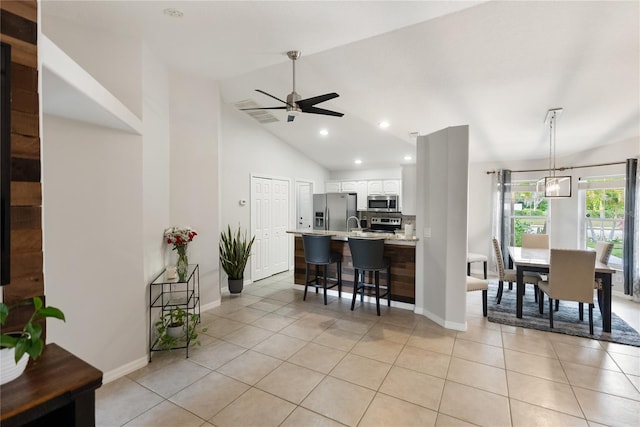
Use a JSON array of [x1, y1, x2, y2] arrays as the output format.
[[219, 224, 255, 293]]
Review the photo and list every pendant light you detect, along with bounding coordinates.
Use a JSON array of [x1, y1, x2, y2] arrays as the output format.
[[537, 108, 571, 198]]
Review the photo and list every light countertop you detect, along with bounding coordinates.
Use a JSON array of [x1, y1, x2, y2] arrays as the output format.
[[287, 229, 418, 246]]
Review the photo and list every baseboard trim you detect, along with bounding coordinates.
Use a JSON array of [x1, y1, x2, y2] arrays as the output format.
[[102, 355, 148, 384], [414, 306, 467, 331]]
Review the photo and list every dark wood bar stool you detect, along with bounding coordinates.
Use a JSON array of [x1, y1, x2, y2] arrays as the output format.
[[302, 234, 342, 305], [348, 237, 391, 316]]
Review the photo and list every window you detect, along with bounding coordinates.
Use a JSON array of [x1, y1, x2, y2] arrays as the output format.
[[511, 180, 548, 246], [579, 175, 625, 269]]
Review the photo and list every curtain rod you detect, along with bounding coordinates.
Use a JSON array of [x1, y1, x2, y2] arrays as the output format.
[[485, 160, 627, 175]]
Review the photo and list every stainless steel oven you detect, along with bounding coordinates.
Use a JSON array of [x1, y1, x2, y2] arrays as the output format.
[[367, 194, 399, 212]]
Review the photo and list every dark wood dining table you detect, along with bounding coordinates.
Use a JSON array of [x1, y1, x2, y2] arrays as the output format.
[[508, 247, 616, 333]]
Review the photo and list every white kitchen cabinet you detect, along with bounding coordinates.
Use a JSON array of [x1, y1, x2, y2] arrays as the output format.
[[325, 181, 341, 193], [340, 181, 358, 192], [356, 181, 368, 210], [367, 180, 384, 195], [383, 180, 401, 195]]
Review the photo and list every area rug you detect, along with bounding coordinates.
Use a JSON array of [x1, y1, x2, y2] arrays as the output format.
[[486, 281, 640, 347]]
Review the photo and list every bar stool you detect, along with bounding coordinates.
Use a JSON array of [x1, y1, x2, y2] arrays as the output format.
[[348, 237, 391, 316], [302, 234, 342, 305]]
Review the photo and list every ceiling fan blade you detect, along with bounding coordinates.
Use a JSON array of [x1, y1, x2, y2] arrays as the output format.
[[297, 92, 339, 107], [299, 105, 344, 117], [240, 106, 287, 111], [255, 89, 294, 108]]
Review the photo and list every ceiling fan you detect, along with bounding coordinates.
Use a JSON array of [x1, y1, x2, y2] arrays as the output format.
[[241, 50, 344, 122]]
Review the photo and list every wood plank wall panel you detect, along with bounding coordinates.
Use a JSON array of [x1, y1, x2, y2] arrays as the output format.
[[294, 237, 416, 304], [1, 1, 43, 305]]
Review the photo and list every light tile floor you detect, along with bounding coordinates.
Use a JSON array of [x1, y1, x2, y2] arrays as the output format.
[[96, 271, 640, 426]]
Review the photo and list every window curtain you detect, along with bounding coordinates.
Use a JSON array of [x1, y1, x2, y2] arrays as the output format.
[[491, 170, 512, 270], [623, 158, 639, 298]]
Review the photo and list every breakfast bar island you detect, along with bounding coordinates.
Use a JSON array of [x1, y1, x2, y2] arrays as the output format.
[[288, 230, 417, 304]]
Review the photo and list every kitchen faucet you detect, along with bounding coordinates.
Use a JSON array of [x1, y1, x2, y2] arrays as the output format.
[[347, 216, 360, 232]]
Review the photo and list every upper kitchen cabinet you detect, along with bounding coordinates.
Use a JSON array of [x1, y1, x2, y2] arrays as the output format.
[[368, 179, 400, 195], [326, 181, 341, 192], [340, 181, 368, 211], [340, 181, 358, 192], [401, 165, 416, 216], [383, 180, 401, 194]]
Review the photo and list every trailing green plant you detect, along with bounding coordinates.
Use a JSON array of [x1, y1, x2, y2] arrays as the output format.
[[0, 297, 65, 362], [153, 306, 206, 350], [219, 224, 255, 280]]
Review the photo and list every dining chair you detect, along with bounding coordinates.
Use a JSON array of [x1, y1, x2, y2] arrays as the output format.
[[492, 238, 541, 304], [348, 237, 391, 316], [521, 233, 549, 249], [302, 234, 343, 305], [538, 249, 596, 334], [592, 241, 614, 314], [467, 276, 488, 317]]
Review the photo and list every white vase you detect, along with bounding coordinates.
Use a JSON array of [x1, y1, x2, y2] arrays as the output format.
[[166, 324, 185, 339], [0, 347, 29, 385]]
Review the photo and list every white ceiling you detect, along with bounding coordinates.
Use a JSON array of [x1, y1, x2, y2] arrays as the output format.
[[41, 1, 639, 172]]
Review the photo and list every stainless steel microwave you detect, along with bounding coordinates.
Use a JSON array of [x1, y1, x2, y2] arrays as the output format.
[[367, 194, 399, 212]]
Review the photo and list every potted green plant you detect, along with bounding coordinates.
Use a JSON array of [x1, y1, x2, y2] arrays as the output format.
[[153, 306, 206, 350], [219, 224, 255, 294], [0, 297, 65, 384]]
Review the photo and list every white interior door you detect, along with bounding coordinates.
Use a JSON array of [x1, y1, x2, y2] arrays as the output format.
[[296, 181, 313, 231], [251, 176, 290, 281], [251, 177, 271, 281], [272, 179, 289, 274]]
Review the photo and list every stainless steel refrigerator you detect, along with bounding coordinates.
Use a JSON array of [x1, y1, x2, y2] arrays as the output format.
[[313, 193, 357, 231]]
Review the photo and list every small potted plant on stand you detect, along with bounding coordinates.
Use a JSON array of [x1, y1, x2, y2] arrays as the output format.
[[153, 306, 206, 350], [0, 297, 65, 384], [219, 224, 255, 294]]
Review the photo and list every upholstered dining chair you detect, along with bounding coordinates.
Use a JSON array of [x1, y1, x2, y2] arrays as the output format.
[[302, 234, 342, 305], [538, 249, 597, 334], [492, 238, 541, 304], [592, 241, 614, 314], [521, 233, 550, 249]]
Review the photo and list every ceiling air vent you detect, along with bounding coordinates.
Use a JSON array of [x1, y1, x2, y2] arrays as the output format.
[[234, 99, 279, 124]]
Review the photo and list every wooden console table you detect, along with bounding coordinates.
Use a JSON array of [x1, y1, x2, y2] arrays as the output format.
[[1, 343, 103, 427]]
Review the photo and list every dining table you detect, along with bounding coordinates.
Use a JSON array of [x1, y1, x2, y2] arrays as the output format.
[[508, 246, 616, 333]]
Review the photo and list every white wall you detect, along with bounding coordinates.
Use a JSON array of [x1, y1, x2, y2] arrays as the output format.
[[219, 104, 330, 282], [169, 73, 221, 306], [43, 116, 146, 376], [41, 13, 222, 382], [415, 126, 469, 330], [40, 11, 142, 118], [142, 44, 171, 294]]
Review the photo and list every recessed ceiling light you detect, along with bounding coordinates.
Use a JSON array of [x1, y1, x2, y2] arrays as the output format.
[[319, 129, 328, 136], [163, 8, 184, 18], [379, 120, 390, 129], [404, 155, 412, 161], [354, 159, 362, 165]]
